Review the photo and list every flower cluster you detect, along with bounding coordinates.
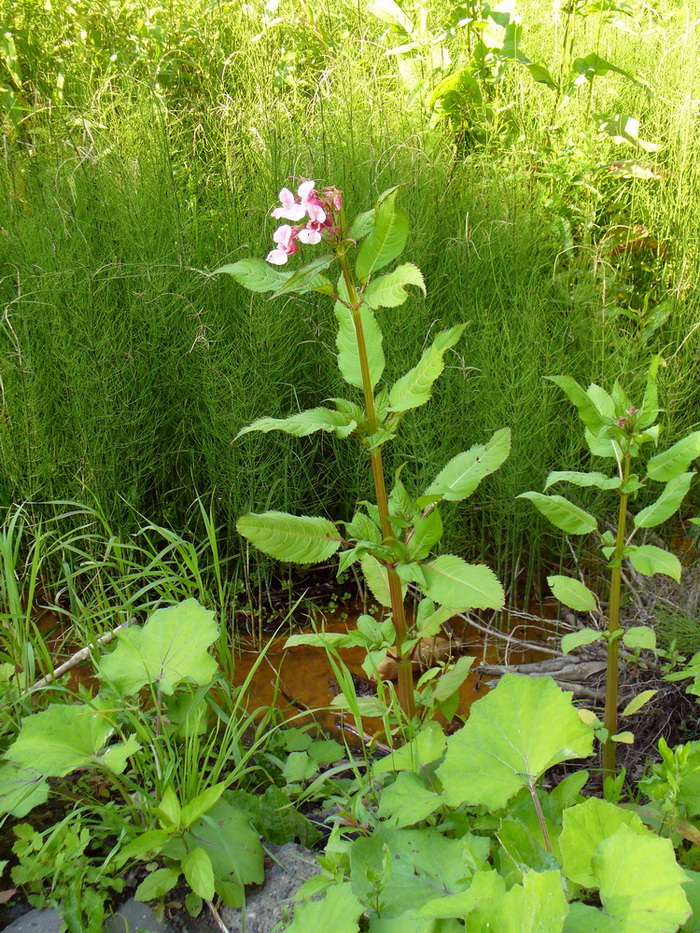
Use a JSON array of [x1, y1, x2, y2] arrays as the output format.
[[266, 180, 342, 265]]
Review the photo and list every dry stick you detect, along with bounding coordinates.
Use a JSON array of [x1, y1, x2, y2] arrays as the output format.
[[24, 620, 132, 694], [206, 899, 231, 933]]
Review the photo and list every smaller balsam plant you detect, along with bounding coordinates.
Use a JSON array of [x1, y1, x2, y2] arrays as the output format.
[[217, 181, 511, 720], [519, 358, 700, 778]]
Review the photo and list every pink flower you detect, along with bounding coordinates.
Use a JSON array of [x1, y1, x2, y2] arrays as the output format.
[[266, 225, 299, 265], [297, 221, 323, 245], [297, 180, 328, 224], [271, 187, 306, 222]]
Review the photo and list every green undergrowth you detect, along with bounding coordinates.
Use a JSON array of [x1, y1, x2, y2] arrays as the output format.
[[0, 0, 698, 584]]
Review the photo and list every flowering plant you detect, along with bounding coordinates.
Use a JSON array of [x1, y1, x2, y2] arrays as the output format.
[[215, 181, 510, 719]]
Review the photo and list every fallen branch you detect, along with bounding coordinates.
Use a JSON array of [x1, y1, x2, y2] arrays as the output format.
[[24, 620, 132, 694]]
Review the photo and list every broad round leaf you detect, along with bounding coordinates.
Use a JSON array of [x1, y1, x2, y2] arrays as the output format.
[[518, 493, 598, 535], [0, 762, 49, 818], [98, 598, 218, 696], [421, 555, 504, 610], [560, 798, 649, 888], [283, 882, 364, 933], [468, 869, 568, 933], [236, 511, 341, 564], [548, 575, 598, 612], [593, 825, 690, 932], [438, 673, 594, 810]]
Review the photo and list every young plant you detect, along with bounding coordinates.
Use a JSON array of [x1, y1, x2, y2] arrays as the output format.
[[217, 180, 510, 719], [519, 359, 700, 779]]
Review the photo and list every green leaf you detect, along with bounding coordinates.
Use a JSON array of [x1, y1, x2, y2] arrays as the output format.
[[563, 902, 619, 932], [647, 432, 700, 481], [406, 508, 443, 561], [5, 702, 127, 777], [547, 376, 606, 433], [350, 827, 482, 916], [438, 673, 594, 810], [115, 830, 170, 866], [525, 61, 558, 88], [421, 555, 505, 610], [212, 259, 291, 293], [432, 655, 475, 702], [182, 847, 215, 901], [236, 511, 342, 564], [361, 554, 405, 608], [376, 772, 444, 828], [634, 472, 695, 528], [270, 253, 336, 297], [348, 208, 375, 242], [236, 407, 357, 440], [284, 882, 364, 933], [418, 869, 506, 919], [334, 297, 385, 390], [0, 762, 49, 818], [135, 867, 180, 902], [621, 689, 658, 717], [98, 598, 218, 696], [363, 263, 425, 309], [518, 493, 598, 535], [622, 625, 656, 651], [561, 628, 603, 654], [639, 356, 662, 428], [593, 825, 690, 932], [544, 471, 620, 491], [560, 798, 650, 888], [180, 782, 227, 828], [468, 870, 568, 933], [356, 189, 409, 282], [626, 545, 681, 582], [388, 324, 466, 413], [548, 575, 598, 612], [422, 428, 511, 503]]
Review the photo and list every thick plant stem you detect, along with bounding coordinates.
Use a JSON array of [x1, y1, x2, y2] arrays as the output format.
[[602, 454, 631, 781], [339, 254, 415, 719]]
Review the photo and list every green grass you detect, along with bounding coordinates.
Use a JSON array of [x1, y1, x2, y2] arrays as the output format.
[[0, 0, 698, 596]]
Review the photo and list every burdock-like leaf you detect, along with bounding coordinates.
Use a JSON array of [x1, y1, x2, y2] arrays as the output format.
[[468, 870, 568, 933], [0, 761, 49, 817], [6, 701, 134, 776], [236, 511, 342, 565], [98, 598, 218, 696], [438, 674, 594, 810], [593, 825, 690, 932]]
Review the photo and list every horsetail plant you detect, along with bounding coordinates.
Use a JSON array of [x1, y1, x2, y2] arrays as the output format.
[[216, 181, 510, 720], [520, 358, 700, 779]]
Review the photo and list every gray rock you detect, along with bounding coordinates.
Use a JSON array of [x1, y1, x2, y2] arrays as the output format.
[[107, 898, 176, 933], [1, 908, 63, 933], [219, 843, 321, 933]]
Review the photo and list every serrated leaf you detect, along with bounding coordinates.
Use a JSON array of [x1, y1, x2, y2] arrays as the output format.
[[213, 259, 291, 293], [334, 295, 385, 390], [135, 867, 180, 902], [182, 847, 215, 901], [545, 471, 620, 491], [547, 376, 606, 433], [593, 825, 690, 932], [634, 472, 695, 528], [438, 673, 594, 810], [270, 254, 336, 297], [585, 429, 619, 460], [237, 407, 357, 440], [647, 432, 700, 481], [548, 575, 598, 612], [422, 428, 511, 503], [627, 545, 681, 582], [388, 324, 466, 413], [518, 493, 598, 535], [356, 189, 409, 282], [419, 869, 506, 919], [180, 782, 227, 828], [560, 798, 650, 888], [360, 553, 400, 608], [348, 208, 375, 241], [363, 263, 425, 309], [115, 830, 170, 867], [236, 511, 341, 564], [561, 628, 603, 654], [421, 554, 504, 609], [98, 598, 218, 696], [407, 508, 443, 561]]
